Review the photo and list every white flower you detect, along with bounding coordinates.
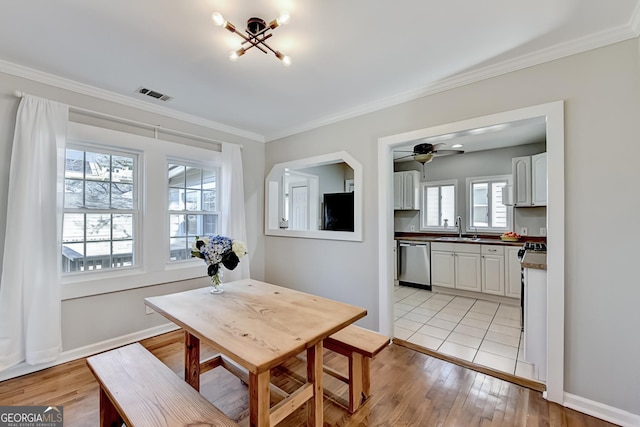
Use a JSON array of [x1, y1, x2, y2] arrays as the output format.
[[232, 240, 247, 259]]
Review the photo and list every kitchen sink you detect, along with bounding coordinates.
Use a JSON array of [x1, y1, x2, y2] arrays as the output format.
[[436, 236, 481, 242]]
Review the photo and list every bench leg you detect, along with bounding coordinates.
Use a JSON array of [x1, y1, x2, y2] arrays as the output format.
[[348, 352, 364, 413], [362, 356, 371, 399], [99, 387, 123, 427]]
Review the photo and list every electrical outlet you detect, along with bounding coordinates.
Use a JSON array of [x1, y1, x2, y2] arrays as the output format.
[[520, 227, 528, 236], [145, 305, 155, 315], [410, 225, 415, 231], [540, 227, 547, 236]]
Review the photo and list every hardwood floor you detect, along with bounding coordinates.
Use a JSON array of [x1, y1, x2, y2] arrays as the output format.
[[0, 331, 615, 426]]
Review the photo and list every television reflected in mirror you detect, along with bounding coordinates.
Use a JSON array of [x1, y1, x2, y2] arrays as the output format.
[[265, 151, 362, 241]]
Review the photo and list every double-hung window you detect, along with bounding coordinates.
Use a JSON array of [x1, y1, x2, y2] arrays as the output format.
[[62, 122, 223, 300], [62, 146, 138, 273], [420, 180, 457, 230], [168, 163, 220, 261], [466, 175, 512, 232]]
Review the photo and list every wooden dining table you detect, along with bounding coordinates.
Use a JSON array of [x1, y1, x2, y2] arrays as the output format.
[[144, 278, 367, 427]]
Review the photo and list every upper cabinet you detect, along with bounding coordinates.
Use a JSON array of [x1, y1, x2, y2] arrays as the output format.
[[531, 153, 547, 206], [512, 153, 547, 207], [393, 170, 420, 210]]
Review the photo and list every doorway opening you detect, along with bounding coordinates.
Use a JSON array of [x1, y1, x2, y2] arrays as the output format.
[[377, 101, 565, 403]]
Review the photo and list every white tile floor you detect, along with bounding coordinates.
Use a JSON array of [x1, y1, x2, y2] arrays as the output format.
[[394, 285, 537, 381]]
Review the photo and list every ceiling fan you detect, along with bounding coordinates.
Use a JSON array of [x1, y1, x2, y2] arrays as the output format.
[[395, 142, 464, 177]]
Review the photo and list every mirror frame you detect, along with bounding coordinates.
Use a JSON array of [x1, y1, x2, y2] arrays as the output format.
[[264, 151, 363, 241]]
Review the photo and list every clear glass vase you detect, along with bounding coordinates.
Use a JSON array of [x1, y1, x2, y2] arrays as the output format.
[[209, 269, 224, 294]]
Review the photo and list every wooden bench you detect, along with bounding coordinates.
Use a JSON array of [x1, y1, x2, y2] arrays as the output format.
[[323, 325, 390, 413], [86, 342, 238, 427]]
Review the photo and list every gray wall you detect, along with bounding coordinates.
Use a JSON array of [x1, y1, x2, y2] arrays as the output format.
[[394, 142, 547, 235], [265, 39, 640, 416], [0, 73, 266, 352]]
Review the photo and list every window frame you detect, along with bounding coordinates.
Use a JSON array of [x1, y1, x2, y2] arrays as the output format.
[[419, 179, 458, 232], [166, 159, 222, 263], [62, 142, 141, 275], [465, 174, 513, 233], [62, 122, 223, 300]]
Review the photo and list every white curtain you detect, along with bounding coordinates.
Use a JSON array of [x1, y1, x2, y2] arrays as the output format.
[[0, 95, 68, 371], [220, 143, 250, 280]]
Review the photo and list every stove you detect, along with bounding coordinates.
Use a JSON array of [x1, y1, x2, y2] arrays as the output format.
[[518, 241, 547, 331]]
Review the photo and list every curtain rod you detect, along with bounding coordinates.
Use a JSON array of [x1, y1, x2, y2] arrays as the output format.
[[13, 90, 242, 149]]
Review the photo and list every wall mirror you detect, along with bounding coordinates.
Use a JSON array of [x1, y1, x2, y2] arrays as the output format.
[[265, 151, 363, 241]]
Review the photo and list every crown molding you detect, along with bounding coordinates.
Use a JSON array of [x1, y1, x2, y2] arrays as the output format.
[[266, 21, 639, 142], [0, 59, 266, 143]]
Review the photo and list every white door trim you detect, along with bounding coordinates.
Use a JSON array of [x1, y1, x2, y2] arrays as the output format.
[[377, 101, 565, 404]]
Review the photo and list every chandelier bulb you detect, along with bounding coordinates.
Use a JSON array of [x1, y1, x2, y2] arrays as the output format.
[[277, 11, 290, 25], [211, 12, 226, 27], [282, 55, 291, 66]]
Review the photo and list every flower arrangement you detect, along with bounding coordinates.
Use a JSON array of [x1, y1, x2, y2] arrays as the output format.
[[191, 235, 247, 292]]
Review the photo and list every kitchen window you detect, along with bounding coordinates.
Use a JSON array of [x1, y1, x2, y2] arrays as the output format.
[[420, 180, 457, 231], [466, 175, 512, 232]]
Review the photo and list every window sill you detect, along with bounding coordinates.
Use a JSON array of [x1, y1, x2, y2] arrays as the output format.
[[61, 264, 205, 300]]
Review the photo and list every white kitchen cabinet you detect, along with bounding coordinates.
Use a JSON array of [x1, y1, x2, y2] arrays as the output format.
[[481, 245, 505, 296], [531, 152, 547, 206], [393, 170, 420, 210], [431, 242, 481, 292], [512, 156, 531, 206], [505, 246, 522, 298], [512, 153, 547, 207], [524, 267, 547, 381], [431, 250, 455, 288]]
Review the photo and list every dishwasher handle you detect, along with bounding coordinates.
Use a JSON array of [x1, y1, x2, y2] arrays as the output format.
[[399, 242, 428, 247]]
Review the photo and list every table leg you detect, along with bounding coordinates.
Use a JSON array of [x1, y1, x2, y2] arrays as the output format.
[[307, 341, 323, 426], [249, 370, 270, 427], [184, 331, 200, 391]]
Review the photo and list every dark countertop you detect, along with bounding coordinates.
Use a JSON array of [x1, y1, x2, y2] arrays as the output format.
[[394, 232, 547, 247]]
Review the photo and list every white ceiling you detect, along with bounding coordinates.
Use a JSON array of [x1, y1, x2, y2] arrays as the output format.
[[0, 1, 638, 142]]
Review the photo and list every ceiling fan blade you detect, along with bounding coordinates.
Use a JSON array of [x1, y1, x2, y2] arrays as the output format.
[[394, 153, 416, 160], [432, 149, 464, 156]]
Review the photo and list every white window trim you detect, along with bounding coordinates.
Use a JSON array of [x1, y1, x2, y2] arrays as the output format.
[[419, 179, 458, 232], [62, 122, 222, 300], [465, 174, 513, 234]]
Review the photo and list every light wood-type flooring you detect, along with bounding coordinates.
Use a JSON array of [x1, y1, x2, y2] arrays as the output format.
[[0, 331, 616, 426]]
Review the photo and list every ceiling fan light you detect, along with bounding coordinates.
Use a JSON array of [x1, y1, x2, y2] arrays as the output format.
[[413, 153, 434, 164], [211, 12, 226, 26]]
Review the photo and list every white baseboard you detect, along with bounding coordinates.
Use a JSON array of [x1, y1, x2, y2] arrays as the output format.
[[563, 392, 640, 427], [0, 323, 179, 382]]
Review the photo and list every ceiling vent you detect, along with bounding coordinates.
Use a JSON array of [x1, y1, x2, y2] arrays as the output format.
[[135, 87, 173, 102]]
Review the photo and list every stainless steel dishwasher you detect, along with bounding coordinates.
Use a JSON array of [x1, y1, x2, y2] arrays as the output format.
[[398, 240, 431, 290]]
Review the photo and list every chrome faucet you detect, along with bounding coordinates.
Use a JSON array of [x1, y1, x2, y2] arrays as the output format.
[[455, 216, 462, 238]]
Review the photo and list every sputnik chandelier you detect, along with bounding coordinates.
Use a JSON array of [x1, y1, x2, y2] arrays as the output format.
[[211, 11, 291, 66]]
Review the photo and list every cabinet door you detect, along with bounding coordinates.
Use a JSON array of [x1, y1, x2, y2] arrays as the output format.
[[512, 156, 531, 206], [455, 253, 481, 292], [482, 255, 505, 295], [505, 247, 522, 299], [393, 172, 404, 210], [531, 152, 547, 206], [431, 251, 455, 288], [403, 170, 420, 209]]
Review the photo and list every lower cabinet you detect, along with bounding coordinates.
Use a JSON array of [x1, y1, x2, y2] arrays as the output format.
[[431, 243, 481, 292], [481, 245, 505, 296], [432, 242, 521, 300]]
